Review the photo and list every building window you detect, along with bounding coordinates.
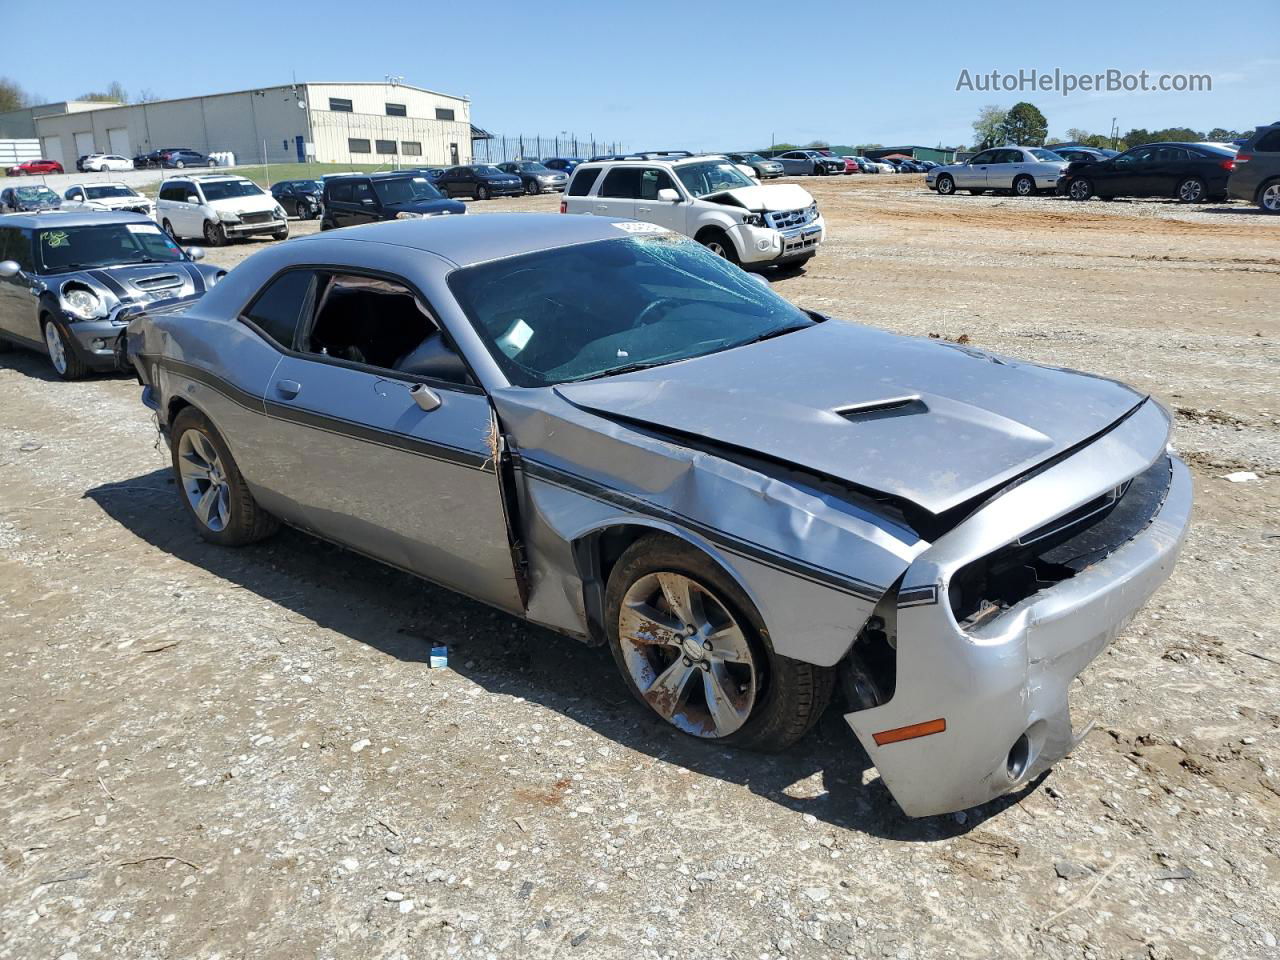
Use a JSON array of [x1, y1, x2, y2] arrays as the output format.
[[348, 138, 371, 154], [375, 139, 397, 155], [435, 108, 456, 122], [385, 103, 407, 117], [402, 141, 423, 157], [329, 97, 354, 112]]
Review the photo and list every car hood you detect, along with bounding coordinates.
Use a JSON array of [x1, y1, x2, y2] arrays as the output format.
[[84, 196, 151, 209], [554, 321, 1148, 517], [207, 196, 280, 215], [74, 260, 219, 304], [704, 183, 815, 212]]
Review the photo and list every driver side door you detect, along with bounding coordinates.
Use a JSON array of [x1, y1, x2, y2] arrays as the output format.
[[246, 267, 522, 612], [634, 167, 686, 232], [954, 151, 991, 188]]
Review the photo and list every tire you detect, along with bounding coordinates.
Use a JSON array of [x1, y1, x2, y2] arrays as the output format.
[[813, 163, 826, 176], [1175, 177, 1206, 203], [174, 160, 185, 169], [203, 219, 226, 247], [700, 230, 739, 265], [1259, 181, 1280, 214], [1013, 174, 1036, 197], [170, 407, 278, 547], [0, 335, 14, 353], [935, 174, 955, 195], [525, 179, 540, 196], [968, 189, 986, 195], [1068, 178, 1093, 201], [162, 219, 178, 240], [605, 535, 834, 751], [271, 224, 289, 241], [476, 184, 489, 201], [42, 315, 88, 381]]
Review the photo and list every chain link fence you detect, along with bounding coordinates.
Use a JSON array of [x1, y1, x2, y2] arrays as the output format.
[[471, 134, 624, 164]]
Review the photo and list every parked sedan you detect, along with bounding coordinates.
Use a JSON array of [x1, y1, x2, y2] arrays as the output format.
[[435, 164, 524, 200], [123, 213, 1190, 819], [271, 179, 325, 219], [0, 211, 221, 378], [161, 149, 211, 169], [928, 147, 1067, 196], [82, 154, 134, 172], [496, 160, 569, 195], [62, 182, 154, 217], [725, 153, 784, 179], [6, 158, 64, 176], [542, 157, 585, 175], [1060, 143, 1235, 203], [1, 184, 61, 212], [774, 151, 845, 176]]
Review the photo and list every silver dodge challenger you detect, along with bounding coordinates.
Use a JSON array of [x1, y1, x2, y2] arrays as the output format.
[[124, 214, 1191, 817]]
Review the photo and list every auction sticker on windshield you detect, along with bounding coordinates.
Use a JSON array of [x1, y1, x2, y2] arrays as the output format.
[[611, 221, 669, 234]]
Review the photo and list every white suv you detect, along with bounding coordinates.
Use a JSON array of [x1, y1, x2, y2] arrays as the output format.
[[562, 152, 824, 268], [156, 175, 289, 246]]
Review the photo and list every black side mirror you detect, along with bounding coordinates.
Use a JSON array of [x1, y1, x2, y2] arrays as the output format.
[[396, 332, 470, 384]]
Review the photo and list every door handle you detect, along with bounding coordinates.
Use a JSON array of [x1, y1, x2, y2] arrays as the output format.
[[275, 379, 301, 399]]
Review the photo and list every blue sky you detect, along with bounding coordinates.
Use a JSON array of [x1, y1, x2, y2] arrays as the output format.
[[6, 1, 1277, 150]]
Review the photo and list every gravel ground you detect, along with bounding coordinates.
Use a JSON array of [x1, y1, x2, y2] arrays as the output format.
[[1, 178, 1278, 960]]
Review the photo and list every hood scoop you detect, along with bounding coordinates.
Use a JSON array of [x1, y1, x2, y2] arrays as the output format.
[[835, 396, 924, 423], [132, 273, 184, 291]]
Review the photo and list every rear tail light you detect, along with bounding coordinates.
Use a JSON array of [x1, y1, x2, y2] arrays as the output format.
[[559, 200, 567, 214], [1234, 153, 1252, 165], [1221, 158, 1235, 171]]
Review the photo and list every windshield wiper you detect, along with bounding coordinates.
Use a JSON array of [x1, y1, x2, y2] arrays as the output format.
[[568, 359, 678, 382], [734, 321, 812, 348]]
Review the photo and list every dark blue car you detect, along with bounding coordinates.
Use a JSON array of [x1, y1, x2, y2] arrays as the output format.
[[320, 173, 465, 230]]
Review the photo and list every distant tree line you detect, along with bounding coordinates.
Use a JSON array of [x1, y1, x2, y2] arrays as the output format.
[[971, 102, 1251, 152], [0, 76, 158, 113]]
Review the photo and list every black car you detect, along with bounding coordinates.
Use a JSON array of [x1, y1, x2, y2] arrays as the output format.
[[496, 160, 569, 195], [319, 172, 466, 230], [161, 149, 210, 169], [1060, 142, 1235, 203], [434, 164, 524, 200], [271, 179, 324, 219]]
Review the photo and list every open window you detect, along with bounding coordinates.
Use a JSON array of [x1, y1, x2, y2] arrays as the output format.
[[300, 273, 473, 386]]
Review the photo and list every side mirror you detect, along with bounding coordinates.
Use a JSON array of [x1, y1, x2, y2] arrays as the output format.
[[361, 198, 377, 206], [186, 195, 200, 204], [0, 260, 22, 279], [656, 188, 681, 203], [185, 246, 206, 261], [396, 332, 470, 384]]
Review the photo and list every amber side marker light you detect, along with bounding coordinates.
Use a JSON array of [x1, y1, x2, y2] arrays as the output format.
[[872, 718, 947, 746]]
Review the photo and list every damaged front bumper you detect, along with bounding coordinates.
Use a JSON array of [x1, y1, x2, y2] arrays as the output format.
[[733, 216, 825, 265], [844, 401, 1192, 817]]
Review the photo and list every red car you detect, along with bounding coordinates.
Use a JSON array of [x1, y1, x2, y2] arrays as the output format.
[[6, 158, 64, 176]]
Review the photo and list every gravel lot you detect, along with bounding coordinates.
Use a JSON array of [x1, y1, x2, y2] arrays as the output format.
[[1, 177, 1278, 960]]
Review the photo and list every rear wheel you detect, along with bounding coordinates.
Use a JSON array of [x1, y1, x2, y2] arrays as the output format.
[[170, 407, 278, 547], [1175, 177, 1206, 203], [42, 315, 88, 380], [1013, 174, 1036, 197], [605, 535, 834, 751], [174, 160, 185, 169], [936, 174, 955, 195], [1260, 181, 1280, 214]]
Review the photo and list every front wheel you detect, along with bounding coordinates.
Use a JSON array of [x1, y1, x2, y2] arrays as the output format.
[[1068, 178, 1093, 201], [476, 184, 489, 200], [43, 316, 88, 380], [1176, 177, 1206, 203], [700, 231, 739, 265], [162, 219, 178, 240], [174, 160, 185, 169], [203, 219, 226, 247], [170, 407, 278, 546], [1013, 174, 1036, 197], [525, 179, 540, 195], [605, 535, 834, 750], [936, 174, 955, 195], [271, 225, 289, 241]]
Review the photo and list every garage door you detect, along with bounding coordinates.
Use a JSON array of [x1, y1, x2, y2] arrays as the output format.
[[107, 128, 130, 156], [74, 131, 95, 158], [40, 136, 64, 166]]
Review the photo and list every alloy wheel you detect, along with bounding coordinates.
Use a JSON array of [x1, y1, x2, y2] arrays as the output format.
[[616, 571, 759, 738], [1069, 179, 1092, 200], [937, 176, 954, 195], [177, 429, 231, 532], [1015, 176, 1033, 196], [43, 322, 67, 376], [1178, 179, 1204, 203], [1262, 184, 1280, 212]]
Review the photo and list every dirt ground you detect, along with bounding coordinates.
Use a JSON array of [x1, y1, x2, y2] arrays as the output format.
[[1, 177, 1277, 960]]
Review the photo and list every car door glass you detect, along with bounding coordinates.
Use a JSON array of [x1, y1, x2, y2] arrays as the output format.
[[970, 151, 994, 164], [1157, 147, 1188, 162], [302, 273, 470, 384], [352, 182, 376, 205], [600, 168, 642, 198], [639, 168, 676, 200], [242, 270, 317, 349], [329, 182, 354, 203]]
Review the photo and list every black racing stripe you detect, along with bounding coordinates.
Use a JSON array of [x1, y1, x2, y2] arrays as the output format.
[[146, 354, 491, 473], [264, 400, 491, 471], [88, 269, 130, 298], [180, 262, 206, 294], [896, 586, 939, 607], [522, 457, 886, 603]]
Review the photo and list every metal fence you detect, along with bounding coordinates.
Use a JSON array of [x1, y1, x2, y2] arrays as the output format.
[[471, 134, 624, 164]]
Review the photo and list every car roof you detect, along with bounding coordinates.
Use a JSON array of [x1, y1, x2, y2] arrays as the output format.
[[292, 213, 644, 268], [0, 210, 155, 229]]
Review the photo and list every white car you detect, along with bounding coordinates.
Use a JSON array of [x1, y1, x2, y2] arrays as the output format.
[[155, 175, 289, 246], [62, 182, 155, 218], [82, 154, 133, 172], [563, 153, 823, 268], [927, 146, 1068, 197]]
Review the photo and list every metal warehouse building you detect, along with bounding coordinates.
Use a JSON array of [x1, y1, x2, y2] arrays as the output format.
[[23, 81, 474, 168], [865, 145, 957, 164]]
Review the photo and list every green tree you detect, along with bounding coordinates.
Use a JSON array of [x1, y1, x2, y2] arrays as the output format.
[[79, 80, 128, 103], [0, 76, 29, 113], [1000, 102, 1049, 146], [971, 105, 1007, 150], [1207, 127, 1240, 141], [803, 139, 830, 149], [1064, 127, 1092, 144]]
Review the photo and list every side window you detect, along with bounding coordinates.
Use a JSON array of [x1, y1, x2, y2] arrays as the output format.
[[970, 151, 995, 164], [599, 168, 642, 198], [1255, 129, 1280, 152], [67, 188, 84, 200], [639, 168, 676, 200], [14, 230, 34, 272], [567, 167, 601, 196], [1157, 147, 1188, 162], [302, 273, 469, 384], [243, 270, 316, 349], [329, 182, 354, 203], [159, 183, 185, 202], [352, 181, 376, 204]]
